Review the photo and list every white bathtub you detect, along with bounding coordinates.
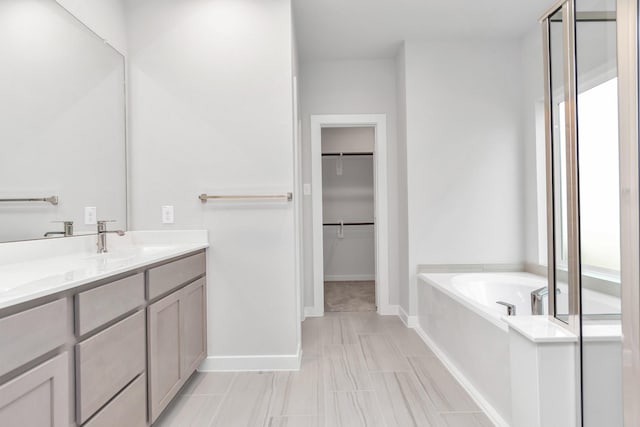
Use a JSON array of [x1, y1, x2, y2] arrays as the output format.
[[417, 271, 622, 427], [449, 273, 621, 318]]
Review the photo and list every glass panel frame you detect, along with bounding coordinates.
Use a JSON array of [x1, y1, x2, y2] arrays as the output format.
[[542, 0, 583, 333]]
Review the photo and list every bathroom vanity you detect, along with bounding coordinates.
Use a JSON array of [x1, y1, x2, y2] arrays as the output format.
[[0, 231, 208, 426]]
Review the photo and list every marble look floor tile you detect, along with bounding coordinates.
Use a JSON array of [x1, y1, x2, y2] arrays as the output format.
[[326, 391, 385, 427], [302, 318, 326, 358], [270, 358, 323, 416], [347, 312, 397, 334], [323, 343, 373, 391], [408, 357, 479, 412], [159, 313, 493, 427], [359, 334, 411, 372], [370, 372, 444, 427], [267, 416, 325, 427], [210, 372, 276, 427], [180, 372, 236, 395], [387, 327, 435, 357], [326, 317, 359, 344], [155, 394, 223, 427], [440, 412, 494, 427]]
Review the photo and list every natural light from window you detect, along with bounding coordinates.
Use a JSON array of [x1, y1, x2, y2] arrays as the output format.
[[558, 77, 620, 274]]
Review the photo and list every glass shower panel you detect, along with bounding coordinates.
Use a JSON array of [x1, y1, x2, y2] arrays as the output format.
[[575, 0, 620, 316], [549, 7, 570, 321], [575, 0, 623, 425]]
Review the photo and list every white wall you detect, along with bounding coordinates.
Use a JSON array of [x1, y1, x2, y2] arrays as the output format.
[[403, 40, 525, 314], [521, 28, 547, 267], [56, 0, 127, 54], [126, 0, 299, 368], [300, 59, 400, 307], [395, 44, 410, 313], [321, 127, 375, 153]]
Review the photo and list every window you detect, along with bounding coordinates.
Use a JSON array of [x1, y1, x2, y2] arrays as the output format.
[[557, 77, 621, 276]]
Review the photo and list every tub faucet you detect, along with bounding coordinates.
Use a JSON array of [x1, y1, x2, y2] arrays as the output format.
[[531, 286, 561, 315], [496, 301, 516, 316], [96, 220, 125, 253]]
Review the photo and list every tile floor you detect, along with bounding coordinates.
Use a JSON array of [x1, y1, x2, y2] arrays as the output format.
[[324, 281, 376, 312], [156, 312, 493, 427]]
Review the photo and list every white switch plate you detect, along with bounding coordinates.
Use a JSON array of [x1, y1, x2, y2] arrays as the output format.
[[162, 206, 174, 224], [303, 184, 311, 195], [84, 207, 97, 225]]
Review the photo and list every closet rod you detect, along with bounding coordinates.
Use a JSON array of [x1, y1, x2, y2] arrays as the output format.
[[321, 152, 373, 157], [323, 222, 374, 226]]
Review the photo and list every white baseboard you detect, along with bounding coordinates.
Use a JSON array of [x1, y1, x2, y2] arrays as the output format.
[[304, 306, 324, 318], [377, 304, 399, 316], [413, 325, 508, 427], [398, 306, 418, 328], [323, 274, 376, 281], [199, 344, 302, 372]]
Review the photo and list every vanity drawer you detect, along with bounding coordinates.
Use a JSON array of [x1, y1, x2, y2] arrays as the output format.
[[76, 310, 145, 424], [0, 299, 68, 377], [147, 252, 205, 300], [75, 273, 144, 336], [83, 374, 146, 427]]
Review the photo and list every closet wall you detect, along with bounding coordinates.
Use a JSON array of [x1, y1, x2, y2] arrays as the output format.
[[322, 127, 375, 281]]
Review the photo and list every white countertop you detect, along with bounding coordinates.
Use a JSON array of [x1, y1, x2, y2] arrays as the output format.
[[502, 316, 579, 343], [0, 230, 209, 310]]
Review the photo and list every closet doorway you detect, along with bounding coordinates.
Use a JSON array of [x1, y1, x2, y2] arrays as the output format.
[[322, 128, 375, 312], [310, 115, 390, 316]]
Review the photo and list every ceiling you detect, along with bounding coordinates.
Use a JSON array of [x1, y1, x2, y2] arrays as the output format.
[[293, 0, 552, 60]]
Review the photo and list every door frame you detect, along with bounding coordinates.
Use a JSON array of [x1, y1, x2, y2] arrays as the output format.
[[617, 0, 640, 424], [309, 114, 390, 316]]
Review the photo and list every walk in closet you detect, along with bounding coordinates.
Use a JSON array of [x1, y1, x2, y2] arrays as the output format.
[[321, 127, 376, 312]]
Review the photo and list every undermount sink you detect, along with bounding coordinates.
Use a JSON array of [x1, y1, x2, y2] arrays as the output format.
[[84, 245, 175, 261]]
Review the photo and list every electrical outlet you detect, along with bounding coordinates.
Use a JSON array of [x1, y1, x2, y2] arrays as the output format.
[[84, 207, 97, 225], [162, 206, 174, 224]]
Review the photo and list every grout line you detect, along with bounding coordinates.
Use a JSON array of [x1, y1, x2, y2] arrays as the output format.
[[206, 373, 239, 427]]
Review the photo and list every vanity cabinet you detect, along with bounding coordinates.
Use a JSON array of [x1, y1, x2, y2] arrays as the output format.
[[75, 310, 146, 423], [0, 249, 207, 427], [0, 299, 68, 377], [83, 374, 147, 427], [148, 277, 206, 423], [0, 352, 70, 427]]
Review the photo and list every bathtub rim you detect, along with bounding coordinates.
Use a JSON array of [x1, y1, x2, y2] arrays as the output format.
[[417, 272, 529, 332], [419, 272, 620, 343]]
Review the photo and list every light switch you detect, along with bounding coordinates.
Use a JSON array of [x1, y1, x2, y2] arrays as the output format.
[[84, 207, 97, 225], [303, 184, 311, 195], [162, 206, 174, 224]]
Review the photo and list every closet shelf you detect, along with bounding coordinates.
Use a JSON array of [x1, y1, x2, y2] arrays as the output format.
[[322, 152, 373, 157], [323, 222, 374, 226]]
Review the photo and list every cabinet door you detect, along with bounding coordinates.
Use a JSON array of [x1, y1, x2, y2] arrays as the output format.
[[148, 290, 183, 423], [0, 352, 69, 427], [181, 278, 207, 377]]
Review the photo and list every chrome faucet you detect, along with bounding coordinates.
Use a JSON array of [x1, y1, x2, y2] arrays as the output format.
[[531, 286, 561, 315], [96, 220, 125, 253], [496, 301, 516, 316], [44, 221, 74, 237]]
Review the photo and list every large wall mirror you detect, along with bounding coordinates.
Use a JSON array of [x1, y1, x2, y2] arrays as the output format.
[[0, 0, 127, 243]]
